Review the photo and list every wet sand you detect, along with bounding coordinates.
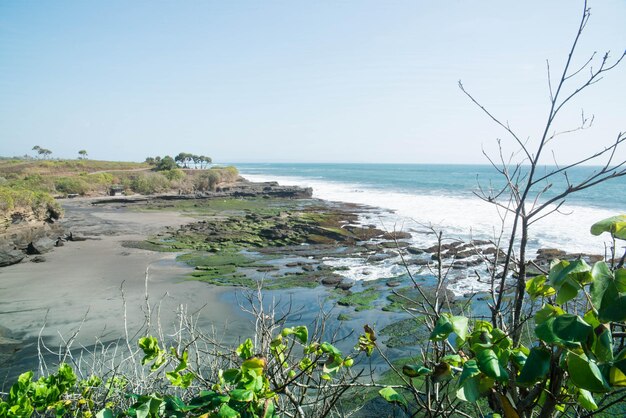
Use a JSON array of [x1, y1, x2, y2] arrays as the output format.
[[0, 197, 251, 382]]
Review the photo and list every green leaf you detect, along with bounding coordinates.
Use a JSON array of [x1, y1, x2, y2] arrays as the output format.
[[242, 358, 265, 376], [236, 339, 254, 360], [590, 215, 626, 240], [534, 304, 564, 325], [379, 387, 407, 408], [217, 403, 240, 417], [430, 314, 468, 345], [96, 409, 114, 418], [510, 348, 528, 369], [281, 326, 309, 344], [591, 265, 626, 322], [609, 359, 626, 386], [517, 347, 550, 387], [402, 364, 431, 378], [525, 275, 555, 299], [555, 278, 580, 304], [567, 352, 610, 393], [552, 314, 593, 343], [320, 342, 342, 357], [458, 360, 481, 387], [138, 336, 162, 366], [535, 315, 591, 347], [430, 314, 454, 341], [476, 349, 508, 382], [592, 324, 614, 363], [578, 389, 598, 411], [229, 389, 254, 403], [450, 316, 469, 345], [456, 375, 481, 402], [548, 259, 591, 304], [441, 354, 463, 367]]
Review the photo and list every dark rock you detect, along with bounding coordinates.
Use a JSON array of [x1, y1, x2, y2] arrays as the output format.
[[55, 238, 64, 247], [381, 231, 412, 240], [67, 232, 88, 242], [0, 248, 25, 267], [337, 280, 355, 290], [408, 258, 430, 266], [379, 241, 409, 249], [471, 239, 491, 246], [386, 280, 402, 287], [367, 253, 393, 262], [27, 237, 55, 255], [321, 276, 342, 286], [406, 247, 424, 255], [31, 255, 46, 263], [536, 248, 567, 260]]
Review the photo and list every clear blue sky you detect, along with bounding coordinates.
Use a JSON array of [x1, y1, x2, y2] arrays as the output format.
[[1, 0, 624, 164]]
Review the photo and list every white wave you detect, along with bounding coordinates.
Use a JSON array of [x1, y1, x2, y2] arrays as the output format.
[[243, 171, 620, 294], [242, 172, 617, 255]]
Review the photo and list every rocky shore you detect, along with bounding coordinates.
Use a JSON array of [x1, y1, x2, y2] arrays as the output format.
[[0, 180, 313, 268], [1, 178, 607, 382]]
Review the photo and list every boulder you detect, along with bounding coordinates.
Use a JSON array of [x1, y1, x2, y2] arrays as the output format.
[[0, 248, 25, 267], [406, 247, 424, 255], [321, 276, 342, 286], [368, 253, 393, 262], [337, 280, 355, 290], [26, 237, 56, 255], [381, 231, 412, 240]]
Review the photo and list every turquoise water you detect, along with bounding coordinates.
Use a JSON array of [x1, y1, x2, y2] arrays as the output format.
[[235, 163, 625, 210], [234, 163, 624, 260]]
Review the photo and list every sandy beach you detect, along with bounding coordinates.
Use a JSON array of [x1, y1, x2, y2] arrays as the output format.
[[0, 197, 251, 382]]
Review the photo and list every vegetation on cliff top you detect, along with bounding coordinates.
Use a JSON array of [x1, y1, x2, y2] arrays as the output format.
[[0, 157, 240, 222]]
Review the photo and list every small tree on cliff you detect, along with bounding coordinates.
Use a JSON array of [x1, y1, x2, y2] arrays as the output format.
[[78, 150, 88, 159]]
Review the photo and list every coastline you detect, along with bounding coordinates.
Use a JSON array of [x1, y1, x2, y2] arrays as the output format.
[[0, 196, 251, 381], [0, 174, 611, 383]]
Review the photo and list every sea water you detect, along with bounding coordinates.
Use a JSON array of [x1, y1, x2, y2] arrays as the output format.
[[235, 163, 625, 293]]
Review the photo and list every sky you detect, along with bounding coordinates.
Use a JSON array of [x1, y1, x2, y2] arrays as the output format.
[[0, 0, 624, 164]]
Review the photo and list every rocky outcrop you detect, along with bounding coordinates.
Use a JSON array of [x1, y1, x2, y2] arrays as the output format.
[[0, 246, 25, 267], [0, 209, 64, 267], [92, 180, 313, 205], [26, 237, 56, 255]]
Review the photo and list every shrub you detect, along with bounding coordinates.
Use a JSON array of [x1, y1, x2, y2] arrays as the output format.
[[155, 156, 177, 171], [54, 177, 90, 196], [161, 168, 185, 182], [0, 186, 62, 220], [129, 172, 171, 195], [194, 171, 221, 191]]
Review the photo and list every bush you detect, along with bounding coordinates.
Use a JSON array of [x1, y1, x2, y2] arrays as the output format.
[[0, 186, 62, 220], [194, 171, 221, 191], [129, 172, 171, 195], [54, 177, 90, 196], [161, 168, 185, 182], [155, 156, 177, 171], [194, 166, 239, 191]]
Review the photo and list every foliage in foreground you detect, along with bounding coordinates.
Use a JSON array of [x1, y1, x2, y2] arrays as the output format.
[[2, 216, 626, 418], [1, 324, 358, 418]]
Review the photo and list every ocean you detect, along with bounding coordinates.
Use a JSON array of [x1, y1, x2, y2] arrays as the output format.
[[234, 163, 624, 293]]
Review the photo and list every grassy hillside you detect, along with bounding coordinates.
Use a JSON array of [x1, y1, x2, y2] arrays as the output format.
[[0, 158, 239, 223]]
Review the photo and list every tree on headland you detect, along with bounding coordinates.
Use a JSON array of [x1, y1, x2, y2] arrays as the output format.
[[32, 146, 52, 159], [78, 150, 88, 159], [174, 152, 211, 169], [175, 152, 193, 168], [155, 155, 177, 171]]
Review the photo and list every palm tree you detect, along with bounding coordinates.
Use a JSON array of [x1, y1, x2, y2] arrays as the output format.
[[78, 150, 88, 159]]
